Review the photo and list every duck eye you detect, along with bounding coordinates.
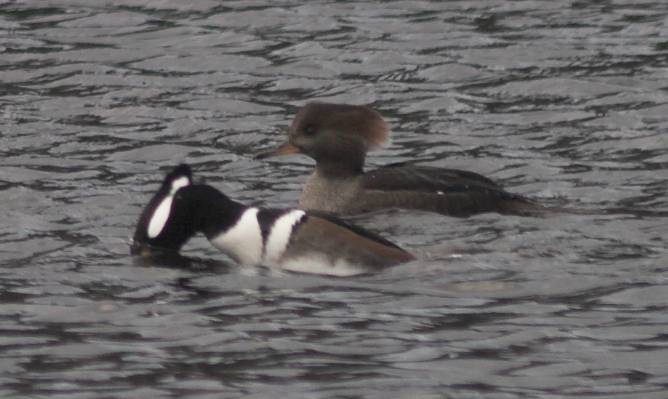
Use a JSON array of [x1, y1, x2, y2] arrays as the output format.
[[303, 124, 317, 136]]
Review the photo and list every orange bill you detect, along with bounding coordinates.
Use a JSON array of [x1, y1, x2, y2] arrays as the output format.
[[256, 142, 301, 159]]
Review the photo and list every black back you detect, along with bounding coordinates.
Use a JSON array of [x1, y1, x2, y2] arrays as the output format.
[[363, 164, 505, 193], [181, 185, 245, 240]]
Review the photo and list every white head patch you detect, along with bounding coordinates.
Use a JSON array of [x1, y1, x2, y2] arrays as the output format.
[[169, 176, 190, 195], [146, 175, 191, 239]]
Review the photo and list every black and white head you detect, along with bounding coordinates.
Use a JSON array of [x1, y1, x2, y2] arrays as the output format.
[[132, 164, 194, 254]]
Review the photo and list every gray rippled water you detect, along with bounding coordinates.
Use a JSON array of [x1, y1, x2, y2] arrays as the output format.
[[1, 1, 667, 398]]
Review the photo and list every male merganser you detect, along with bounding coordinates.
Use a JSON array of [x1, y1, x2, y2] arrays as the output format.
[[257, 102, 544, 217], [131, 164, 414, 276]]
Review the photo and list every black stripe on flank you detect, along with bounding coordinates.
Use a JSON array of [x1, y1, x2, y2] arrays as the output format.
[[256, 209, 293, 246]]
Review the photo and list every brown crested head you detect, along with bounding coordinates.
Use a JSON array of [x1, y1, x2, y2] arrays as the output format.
[[288, 102, 390, 154]]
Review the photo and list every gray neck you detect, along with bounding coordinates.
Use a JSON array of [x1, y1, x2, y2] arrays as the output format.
[[300, 170, 361, 213]]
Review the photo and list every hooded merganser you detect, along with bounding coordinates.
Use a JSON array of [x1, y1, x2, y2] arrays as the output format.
[[257, 102, 544, 217], [132, 164, 414, 276]]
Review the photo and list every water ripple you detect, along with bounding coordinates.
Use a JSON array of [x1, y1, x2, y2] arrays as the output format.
[[1, 1, 667, 398]]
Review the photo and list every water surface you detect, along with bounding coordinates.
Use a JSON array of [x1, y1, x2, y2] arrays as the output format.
[[1, 1, 667, 398]]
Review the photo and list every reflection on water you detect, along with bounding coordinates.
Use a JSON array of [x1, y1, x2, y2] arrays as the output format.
[[1, 1, 667, 398]]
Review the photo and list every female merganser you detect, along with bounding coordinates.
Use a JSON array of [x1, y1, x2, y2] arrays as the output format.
[[257, 102, 544, 217], [132, 164, 414, 276]]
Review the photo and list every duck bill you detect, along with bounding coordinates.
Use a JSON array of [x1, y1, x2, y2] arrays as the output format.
[[256, 142, 301, 159]]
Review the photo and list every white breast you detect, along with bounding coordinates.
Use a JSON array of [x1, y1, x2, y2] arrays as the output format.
[[264, 210, 305, 264], [209, 208, 263, 265]]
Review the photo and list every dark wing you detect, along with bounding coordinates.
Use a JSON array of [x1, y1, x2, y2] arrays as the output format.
[[303, 210, 405, 251], [362, 164, 506, 194]]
